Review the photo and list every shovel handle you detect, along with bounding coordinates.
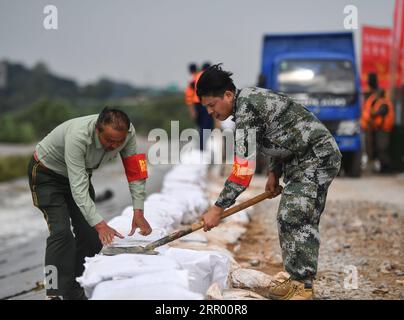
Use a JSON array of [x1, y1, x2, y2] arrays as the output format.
[[144, 186, 283, 251], [191, 185, 283, 231]]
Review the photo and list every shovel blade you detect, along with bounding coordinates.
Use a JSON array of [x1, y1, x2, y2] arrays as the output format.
[[101, 246, 159, 256]]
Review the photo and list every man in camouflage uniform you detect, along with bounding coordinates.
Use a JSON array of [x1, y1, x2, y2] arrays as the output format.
[[197, 64, 341, 300]]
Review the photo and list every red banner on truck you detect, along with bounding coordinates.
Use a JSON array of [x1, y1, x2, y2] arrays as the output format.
[[361, 26, 392, 90]]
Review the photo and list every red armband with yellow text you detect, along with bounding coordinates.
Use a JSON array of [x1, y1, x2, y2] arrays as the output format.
[[122, 154, 148, 182], [227, 156, 255, 187]]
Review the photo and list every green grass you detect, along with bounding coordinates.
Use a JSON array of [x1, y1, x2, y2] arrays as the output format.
[[0, 155, 32, 182]]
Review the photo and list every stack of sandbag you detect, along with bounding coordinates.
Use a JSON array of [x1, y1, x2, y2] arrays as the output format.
[[77, 248, 231, 300], [78, 150, 233, 299], [160, 151, 210, 224]]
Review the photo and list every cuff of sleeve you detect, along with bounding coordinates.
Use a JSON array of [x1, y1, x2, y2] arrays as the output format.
[[215, 198, 235, 209], [88, 214, 104, 228], [133, 200, 144, 210]]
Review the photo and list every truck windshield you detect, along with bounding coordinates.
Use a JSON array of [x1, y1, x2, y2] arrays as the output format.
[[277, 59, 356, 95]]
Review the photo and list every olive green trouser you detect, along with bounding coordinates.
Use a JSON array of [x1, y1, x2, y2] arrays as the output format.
[[27, 156, 102, 297]]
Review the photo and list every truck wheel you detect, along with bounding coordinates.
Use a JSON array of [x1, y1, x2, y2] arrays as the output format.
[[342, 151, 362, 177]]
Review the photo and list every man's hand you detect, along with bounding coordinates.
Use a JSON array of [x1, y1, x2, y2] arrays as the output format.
[[265, 171, 280, 194], [201, 205, 224, 232], [94, 220, 124, 246], [128, 209, 152, 236]]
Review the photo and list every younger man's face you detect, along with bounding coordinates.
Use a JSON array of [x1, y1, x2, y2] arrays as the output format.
[[201, 90, 235, 121]]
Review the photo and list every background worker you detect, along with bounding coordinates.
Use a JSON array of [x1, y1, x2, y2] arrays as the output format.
[[193, 62, 215, 150], [184, 62, 198, 119], [361, 88, 395, 173]]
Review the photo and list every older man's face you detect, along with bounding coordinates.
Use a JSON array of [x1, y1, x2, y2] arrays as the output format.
[[201, 90, 235, 121], [96, 125, 128, 151]]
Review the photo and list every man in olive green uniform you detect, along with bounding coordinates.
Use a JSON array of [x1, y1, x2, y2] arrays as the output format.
[[28, 108, 152, 300], [197, 65, 341, 300]]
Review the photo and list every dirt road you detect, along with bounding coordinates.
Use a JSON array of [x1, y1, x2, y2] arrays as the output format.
[[220, 173, 404, 299]]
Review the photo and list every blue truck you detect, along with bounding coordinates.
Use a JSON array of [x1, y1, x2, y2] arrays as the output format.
[[260, 32, 362, 176]]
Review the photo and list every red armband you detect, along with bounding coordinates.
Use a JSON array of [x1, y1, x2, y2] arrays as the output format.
[[227, 156, 255, 187], [122, 154, 148, 182]]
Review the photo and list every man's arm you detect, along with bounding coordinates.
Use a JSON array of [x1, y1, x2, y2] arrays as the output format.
[[64, 134, 104, 227], [215, 124, 257, 208], [120, 127, 151, 236], [202, 123, 257, 231], [65, 135, 123, 245]]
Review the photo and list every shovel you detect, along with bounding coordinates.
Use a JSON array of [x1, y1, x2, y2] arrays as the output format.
[[101, 186, 283, 256]]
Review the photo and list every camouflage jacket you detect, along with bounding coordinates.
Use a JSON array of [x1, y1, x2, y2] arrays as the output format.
[[215, 87, 341, 208]]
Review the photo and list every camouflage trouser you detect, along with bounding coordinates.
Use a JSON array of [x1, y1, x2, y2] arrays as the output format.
[[277, 149, 341, 282]]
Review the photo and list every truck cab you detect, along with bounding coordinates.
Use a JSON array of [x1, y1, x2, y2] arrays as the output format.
[[260, 32, 362, 176]]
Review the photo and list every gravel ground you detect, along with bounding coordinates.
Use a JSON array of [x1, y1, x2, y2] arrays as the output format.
[[209, 172, 404, 300]]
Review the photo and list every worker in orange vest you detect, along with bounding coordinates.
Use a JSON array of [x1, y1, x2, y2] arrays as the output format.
[[184, 63, 198, 119], [186, 62, 214, 150], [361, 88, 395, 173]]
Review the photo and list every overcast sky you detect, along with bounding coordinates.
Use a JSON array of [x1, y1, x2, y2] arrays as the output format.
[[0, 0, 396, 89]]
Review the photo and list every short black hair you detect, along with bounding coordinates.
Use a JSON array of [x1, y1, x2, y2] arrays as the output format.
[[201, 62, 211, 71], [96, 107, 131, 132], [188, 63, 198, 74], [368, 72, 379, 91], [196, 63, 236, 100]]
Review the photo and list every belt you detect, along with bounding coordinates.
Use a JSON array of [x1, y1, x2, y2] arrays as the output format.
[[33, 151, 49, 171]]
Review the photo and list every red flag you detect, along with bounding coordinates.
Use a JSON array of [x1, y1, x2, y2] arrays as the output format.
[[361, 25, 392, 90]]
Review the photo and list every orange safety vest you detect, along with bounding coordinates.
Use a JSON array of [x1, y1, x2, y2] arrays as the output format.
[[184, 71, 203, 106], [192, 71, 204, 104], [361, 93, 395, 132], [184, 83, 194, 107]]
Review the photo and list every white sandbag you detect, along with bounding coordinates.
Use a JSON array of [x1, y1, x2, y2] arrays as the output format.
[[158, 197, 209, 224], [221, 288, 267, 300], [230, 268, 273, 291], [143, 202, 176, 230], [180, 149, 211, 167], [205, 282, 223, 300], [205, 224, 247, 245], [162, 181, 204, 193], [159, 189, 208, 224], [121, 205, 135, 217], [107, 214, 132, 233], [164, 247, 230, 295], [164, 170, 206, 187], [145, 200, 185, 226], [110, 227, 168, 247], [205, 283, 268, 300], [90, 269, 204, 300], [120, 201, 183, 229], [77, 253, 181, 297], [116, 204, 175, 231], [179, 231, 208, 244], [223, 210, 250, 224]]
